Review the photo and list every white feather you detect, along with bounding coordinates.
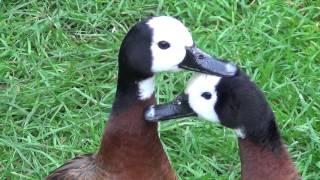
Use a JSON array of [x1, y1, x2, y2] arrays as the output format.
[[138, 77, 155, 100], [235, 128, 246, 139]]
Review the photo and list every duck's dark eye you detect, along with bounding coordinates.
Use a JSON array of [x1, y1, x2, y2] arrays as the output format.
[[158, 41, 170, 49], [201, 92, 212, 100]]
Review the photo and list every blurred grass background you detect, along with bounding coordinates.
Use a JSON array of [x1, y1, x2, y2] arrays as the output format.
[[0, 0, 319, 179]]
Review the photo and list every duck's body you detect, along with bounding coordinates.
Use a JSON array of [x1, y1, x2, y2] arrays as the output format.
[[146, 70, 300, 180], [47, 16, 236, 179]]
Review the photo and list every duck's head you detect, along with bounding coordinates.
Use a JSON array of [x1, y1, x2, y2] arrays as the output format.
[[118, 16, 237, 79], [145, 72, 280, 148]]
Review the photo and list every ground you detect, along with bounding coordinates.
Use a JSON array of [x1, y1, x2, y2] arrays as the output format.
[[0, 0, 319, 179]]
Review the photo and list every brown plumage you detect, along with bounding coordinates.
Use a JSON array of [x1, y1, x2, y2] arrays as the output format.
[[47, 98, 177, 180], [239, 138, 300, 180]]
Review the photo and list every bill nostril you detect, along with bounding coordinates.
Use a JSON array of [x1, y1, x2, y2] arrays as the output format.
[[198, 54, 205, 59]]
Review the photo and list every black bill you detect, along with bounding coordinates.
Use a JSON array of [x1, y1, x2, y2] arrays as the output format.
[[144, 93, 196, 122], [179, 46, 237, 77]]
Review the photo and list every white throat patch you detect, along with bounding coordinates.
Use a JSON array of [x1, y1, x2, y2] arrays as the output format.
[[235, 128, 246, 139], [138, 77, 155, 100], [147, 16, 194, 72], [185, 74, 221, 122]]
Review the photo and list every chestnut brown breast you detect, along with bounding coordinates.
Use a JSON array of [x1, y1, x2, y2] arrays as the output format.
[[47, 97, 176, 180]]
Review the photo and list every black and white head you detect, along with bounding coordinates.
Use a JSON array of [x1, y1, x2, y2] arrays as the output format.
[[145, 71, 281, 148], [118, 16, 237, 80]]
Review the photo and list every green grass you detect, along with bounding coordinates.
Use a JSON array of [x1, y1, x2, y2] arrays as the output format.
[[1, 0, 320, 179]]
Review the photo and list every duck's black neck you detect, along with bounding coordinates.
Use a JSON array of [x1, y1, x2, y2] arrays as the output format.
[[112, 63, 154, 113], [216, 69, 282, 150], [112, 74, 139, 113], [246, 118, 282, 151]]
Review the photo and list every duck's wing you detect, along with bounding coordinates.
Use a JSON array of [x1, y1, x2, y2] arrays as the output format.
[[46, 153, 107, 180]]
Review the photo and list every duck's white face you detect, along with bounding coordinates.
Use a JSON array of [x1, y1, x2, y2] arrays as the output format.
[[147, 16, 194, 72], [185, 74, 221, 122]]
